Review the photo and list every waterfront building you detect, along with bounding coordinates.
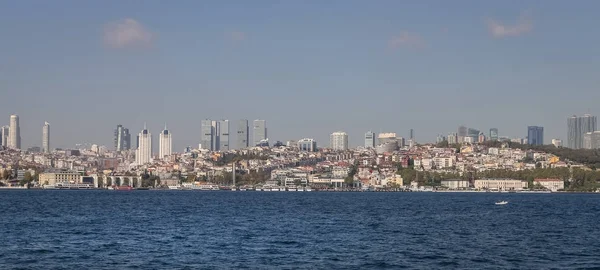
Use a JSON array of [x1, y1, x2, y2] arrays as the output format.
[[330, 131, 349, 151], [297, 138, 317, 152], [1, 125, 8, 147], [533, 179, 564, 192], [237, 119, 249, 149], [39, 172, 82, 186], [441, 179, 470, 189], [568, 114, 597, 149], [8, 114, 21, 149], [114, 125, 131, 151], [364, 131, 375, 148], [527, 126, 544, 146], [489, 128, 499, 141], [42, 122, 50, 153], [253, 119, 267, 147], [200, 119, 214, 151], [474, 179, 528, 191], [159, 125, 172, 159], [135, 125, 152, 165], [219, 120, 229, 151]]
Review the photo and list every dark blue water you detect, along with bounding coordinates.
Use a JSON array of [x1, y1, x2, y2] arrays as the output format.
[[1, 191, 599, 269]]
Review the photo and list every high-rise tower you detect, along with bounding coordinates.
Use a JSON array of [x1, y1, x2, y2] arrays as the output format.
[[253, 120, 267, 146], [135, 124, 152, 165], [159, 124, 172, 159], [568, 114, 597, 149], [330, 131, 349, 151], [219, 120, 229, 151], [1, 126, 9, 147], [42, 122, 50, 153], [237, 119, 249, 149], [8, 114, 21, 149], [200, 119, 214, 151], [365, 131, 375, 148]]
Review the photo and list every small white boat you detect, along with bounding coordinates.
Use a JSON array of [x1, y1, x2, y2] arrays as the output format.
[[495, 201, 508, 205]]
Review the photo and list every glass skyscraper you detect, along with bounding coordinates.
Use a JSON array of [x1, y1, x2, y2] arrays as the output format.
[[253, 120, 267, 147], [489, 128, 499, 141], [237, 119, 249, 149], [527, 126, 544, 146], [568, 114, 597, 149]]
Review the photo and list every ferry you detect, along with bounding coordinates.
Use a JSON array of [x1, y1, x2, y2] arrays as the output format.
[[53, 183, 95, 190], [305, 187, 312, 192], [287, 187, 297, 192], [168, 185, 180, 190]]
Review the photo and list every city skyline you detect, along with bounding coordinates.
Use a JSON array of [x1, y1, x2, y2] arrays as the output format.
[[2, 2, 600, 149]]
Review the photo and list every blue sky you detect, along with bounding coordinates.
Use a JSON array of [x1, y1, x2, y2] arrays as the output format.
[[1, 1, 599, 150]]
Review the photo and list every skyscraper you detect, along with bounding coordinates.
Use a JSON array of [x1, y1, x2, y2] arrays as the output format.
[[568, 114, 597, 149], [200, 119, 214, 151], [527, 126, 544, 146], [211, 120, 220, 151], [237, 119, 249, 149], [219, 120, 229, 151], [489, 128, 499, 141], [135, 125, 152, 165], [114, 125, 132, 151], [8, 114, 21, 149], [253, 119, 267, 146], [409, 129, 414, 140], [159, 124, 172, 159], [1, 126, 9, 147], [365, 131, 375, 148], [330, 131, 349, 151], [42, 122, 50, 153], [457, 126, 467, 143]]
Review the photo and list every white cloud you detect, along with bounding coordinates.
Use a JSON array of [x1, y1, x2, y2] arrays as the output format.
[[487, 15, 533, 38], [104, 18, 154, 49], [389, 31, 425, 49]]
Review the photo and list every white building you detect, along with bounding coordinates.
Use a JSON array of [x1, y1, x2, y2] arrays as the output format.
[[474, 179, 528, 191], [43, 121, 50, 153], [8, 114, 21, 149], [534, 178, 564, 192], [135, 125, 152, 165], [364, 131, 375, 148], [1, 125, 8, 147], [583, 131, 600, 149], [159, 125, 172, 160], [551, 139, 562, 148], [378, 133, 397, 145], [441, 179, 470, 189], [330, 131, 349, 151]]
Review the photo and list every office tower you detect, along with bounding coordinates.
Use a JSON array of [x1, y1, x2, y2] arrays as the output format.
[[397, 137, 405, 148], [253, 120, 267, 146], [330, 131, 349, 151], [8, 114, 21, 149], [568, 114, 597, 149], [297, 138, 317, 152], [467, 128, 480, 142], [365, 131, 375, 148], [219, 120, 229, 151], [583, 132, 600, 149], [237, 119, 249, 149], [447, 133, 458, 144], [123, 128, 131, 150], [136, 135, 140, 149], [135, 125, 152, 165], [42, 122, 50, 153], [527, 126, 544, 146], [159, 124, 172, 159], [489, 128, 499, 141], [1, 126, 9, 147], [409, 129, 414, 140], [114, 125, 132, 151], [211, 120, 220, 151], [457, 126, 467, 143], [200, 119, 214, 151]]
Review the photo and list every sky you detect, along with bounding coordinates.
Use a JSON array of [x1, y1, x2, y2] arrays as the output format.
[[1, 0, 600, 151]]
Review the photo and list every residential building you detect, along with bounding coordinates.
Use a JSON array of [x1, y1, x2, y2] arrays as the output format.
[[218, 120, 229, 151], [447, 133, 458, 144], [1, 126, 8, 147], [436, 134, 446, 143], [568, 114, 597, 149], [135, 125, 152, 165], [42, 121, 50, 153], [297, 138, 317, 152], [253, 119, 267, 147], [474, 179, 528, 190], [489, 128, 499, 141], [159, 125, 172, 159], [8, 114, 21, 149], [533, 178, 564, 192], [527, 126, 544, 146], [237, 119, 249, 149], [200, 119, 214, 151], [330, 131, 349, 151], [365, 131, 375, 148], [551, 139, 563, 147]]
